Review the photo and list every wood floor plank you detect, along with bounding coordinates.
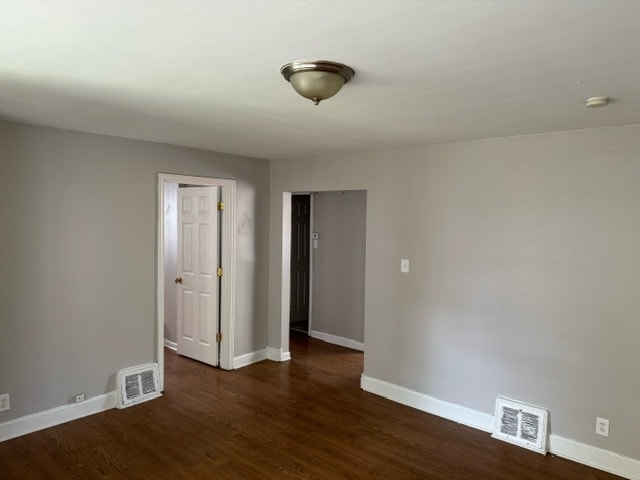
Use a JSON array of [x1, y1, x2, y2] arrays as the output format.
[[0, 332, 625, 479]]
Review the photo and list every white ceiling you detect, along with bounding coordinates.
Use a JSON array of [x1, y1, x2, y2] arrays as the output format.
[[1, 1, 639, 160]]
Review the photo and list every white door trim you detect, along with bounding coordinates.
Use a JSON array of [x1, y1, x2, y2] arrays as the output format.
[[157, 173, 236, 391], [308, 193, 315, 335]]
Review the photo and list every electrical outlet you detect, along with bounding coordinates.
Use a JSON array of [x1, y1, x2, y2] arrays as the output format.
[[0, 393, 10, 412], [75, 392, 86, 403], [596, 417, 610, 437]]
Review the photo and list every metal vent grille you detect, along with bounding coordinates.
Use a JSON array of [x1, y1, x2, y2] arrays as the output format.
[[492, 397, 548, 454], [117, 363, 161, 408]]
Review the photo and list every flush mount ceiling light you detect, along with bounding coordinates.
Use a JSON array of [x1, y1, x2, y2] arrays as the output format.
[[586, 96, 610, 108], [281, 60, 355, 105]]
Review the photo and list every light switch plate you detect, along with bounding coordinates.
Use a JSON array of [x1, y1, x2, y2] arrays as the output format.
[[401, 259, 410, 273]]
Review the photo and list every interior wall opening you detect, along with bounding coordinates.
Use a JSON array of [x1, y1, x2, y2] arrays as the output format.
[[286, 190, 367, 355]]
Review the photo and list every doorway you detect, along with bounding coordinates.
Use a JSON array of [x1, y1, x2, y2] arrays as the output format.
[[156, 174, 236, 391], [290, 194, 311, 334], [286, 190, 367, 353]]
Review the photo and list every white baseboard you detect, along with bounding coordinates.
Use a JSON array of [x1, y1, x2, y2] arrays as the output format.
[[361, 375, 493, 432], [361, 375, 640, 480], [0, 391, 117, 443], [267, 347, 291, 362], [164, 339, 177, 351], [310, 330, 364, 352], [549, 435, 640, 480], [234, 348, 268, 369]]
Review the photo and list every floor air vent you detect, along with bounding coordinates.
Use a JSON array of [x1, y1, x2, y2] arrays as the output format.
[[117, 363, 161, 408], [492, 396, 548, 454]]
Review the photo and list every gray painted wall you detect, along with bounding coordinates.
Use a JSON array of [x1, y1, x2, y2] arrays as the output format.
[[311, 191, 366, 343], [0, 120, 269, 421], [268, 124, 640, 459]]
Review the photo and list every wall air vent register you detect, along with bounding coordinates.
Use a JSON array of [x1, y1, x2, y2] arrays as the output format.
[[116, 363, 161, 408], [492, 396, 549, 454]]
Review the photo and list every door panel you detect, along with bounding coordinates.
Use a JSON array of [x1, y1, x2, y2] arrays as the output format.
[[177, 186, 219, 366], [182, 289, 194, 339], [290, 195, 311, 326]]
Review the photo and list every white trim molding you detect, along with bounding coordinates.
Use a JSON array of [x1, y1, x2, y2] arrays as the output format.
[[549, 436, 640, 480], [234, 349, 268, 369], [218, 182, 237, 371], [164, 339, 177, 351], [267, 347, 291, 362], [310, 330, 364, 352], [361, 375, 492, 432], [0, 392, 117, 443], [361, 374, 640, 480]]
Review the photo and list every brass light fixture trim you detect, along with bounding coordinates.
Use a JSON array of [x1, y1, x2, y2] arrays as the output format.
[[280, 60, 355, 105]]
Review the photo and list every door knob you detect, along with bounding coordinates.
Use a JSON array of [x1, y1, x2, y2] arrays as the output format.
[[174, 277, 182, 284]]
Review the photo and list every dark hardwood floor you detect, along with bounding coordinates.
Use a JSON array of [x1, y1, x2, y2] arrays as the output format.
[[0, 332, 623, 479]]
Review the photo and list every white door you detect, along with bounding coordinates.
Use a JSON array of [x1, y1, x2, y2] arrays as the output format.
[[176, 186, 220, 366]]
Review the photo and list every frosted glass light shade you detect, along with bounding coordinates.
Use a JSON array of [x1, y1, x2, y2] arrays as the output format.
[[281, 60, 355, 105], [289, 71, 346, 104]]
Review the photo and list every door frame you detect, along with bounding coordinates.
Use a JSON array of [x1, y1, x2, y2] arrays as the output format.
[[308, 193, 315, 334], [156, 173, 236, 390]]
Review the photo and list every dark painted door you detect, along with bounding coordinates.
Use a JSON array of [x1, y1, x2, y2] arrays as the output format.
[[290, 194, 311, 327]]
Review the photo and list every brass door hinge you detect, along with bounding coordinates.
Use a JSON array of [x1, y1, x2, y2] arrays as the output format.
[[217, 267, 224, 277], [217, 201, 225, 211], [216, 332, 222, 343]]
